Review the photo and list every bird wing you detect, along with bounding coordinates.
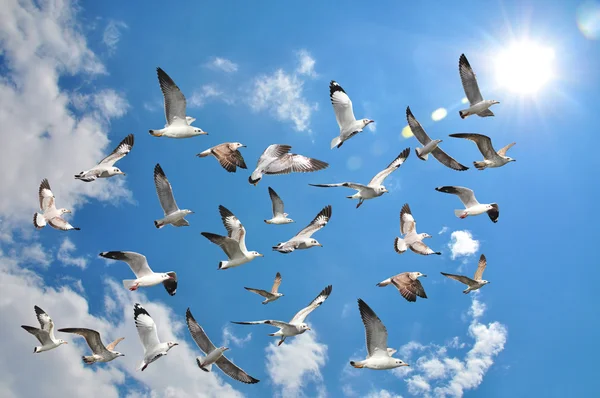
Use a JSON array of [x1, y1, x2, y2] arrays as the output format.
[[477, 109, 495, 117], [98, 134, 134, 166], [163, 272, 177, 296], [429, 147, 469, 171], [156, 67, 187, 126], [154, 164, 179, 216], [449, 133, 496, 159], [231, 320, 291, 329], [459, 54, 484, 105], [264, 154, 329, 175], [399, 203, 416, 235], [435, 186, 479, 208], [215, 355, 260, 384], [106, 337, 125, 351], [133, 304, 160, 353], [271, 272, 282, 294], [497, 142, 516, 157], [440, 272, 475, 286], [48, 217, 79, 231], [212, 144, 247, 172], [218, 205, 247, 251], [406, 107, 432, 146], [38, 179, 55, 212], [474, 254, 487, 280], [290, 285, 332, 324], [185, 308, 217, 354], [244, 287, 273, 299], [200, 232, 244, 259], [58, 328, 110, 356], [487, 204, 500, 223], [255, 144, 292, 169], [357, 298, 389, 358], [172, 218, 190, 227], [295, 205, 332, 239], [368, 148, 411, 186], [34, 305, 54, 336], [21, 326, 50, 345], [268, 187, 285, 217], [409, 241, 439, 256], [329, 80, 357, 129], [309, 182, 367, 191], [99, 251, 154, 278], [390, 275, 427, 302]]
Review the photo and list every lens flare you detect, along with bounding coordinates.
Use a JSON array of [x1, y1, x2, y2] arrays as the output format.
[[431, 108, 448, 122], [577, 1, 600, 40], [401, 125, 413, 139]]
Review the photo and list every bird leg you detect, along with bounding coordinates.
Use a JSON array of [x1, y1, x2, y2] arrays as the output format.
[[129, 283, 139, 291], [459, 213, 468, 219]]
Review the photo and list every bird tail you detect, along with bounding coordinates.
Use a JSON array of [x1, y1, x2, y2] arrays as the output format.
[[148, 129, 163, 137], [137, 360, 148, 372], [459, 110, 467, 119], [350, 361, 364, 369], [218, 261, 228, 270], [330, 136, 342, 149], [196, 357, 212, 372], [473, 161, 487, 170], [82, 355, 96, 365], [196, 149, 212, 158], [123, 279, 136, 290], [415, 147, 428, 161], [33, 213, 46, 229], [33, 346, 40, 354], [376, 278, 392, 287], [154, 220, 164, 229]]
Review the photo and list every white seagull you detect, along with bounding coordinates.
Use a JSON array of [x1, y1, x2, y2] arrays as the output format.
[[58, 328, 125, 364], [153, 163, 194, 228], [449, 133, 516, 170], [201, 205, 264, 270], [232, 284, 332, 346], [133, 303, 178, 371], [75, 134, 134, 182], [329, 80, 374, 149], [394, 203, 441, 256], [273, 205, 331, 253], [376, 272, 428, 303], [435, 186, 499, 223], [196, 142, 247, 173], [149, 67, 208, 138], [244, 272, 284, 305], [310, 148, 410, 208], [33, 179, 80, 231], [99, 251, 177, 295], [458, 54, 500, 119], [441, 254, 491, 293], [248, 144, 329, 186], [406, 107, 469, 171], [350, 299, 409, 370], [21, 306, 68, 353], [186, 308, 259, 384], [264, 187, 294, 224]]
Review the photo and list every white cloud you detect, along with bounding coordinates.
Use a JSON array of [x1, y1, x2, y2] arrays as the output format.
[[57, 238, 87, 269], [438, 226, 448, 235], [102, 20, 128, 54], [188, 84, 234, 108], [448, 231, 480, 260], [265, 330, 328, 397], [296, 49, 317, 77], [19, 242, 52, 267], [406, 375, 431, 395], [206, 57, 239, 73], [221, 325, 252, 347], [366, 389, 404, 398]]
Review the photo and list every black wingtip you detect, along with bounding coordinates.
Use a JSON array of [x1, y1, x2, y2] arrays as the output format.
[[73, 227, 81, 231]]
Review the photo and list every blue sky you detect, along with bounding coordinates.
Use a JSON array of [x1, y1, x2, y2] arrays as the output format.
[[0, 0, 599, 397]]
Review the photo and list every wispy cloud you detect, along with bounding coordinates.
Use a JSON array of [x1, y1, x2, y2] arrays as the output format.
[[57, 238, 88, 269], [102, 20, 128, 54], [296, 49, 317, 77], [448, 230, 479, 260], [221, 325, 252, 347], [438, 226, 448, 235], [206, 57, 239, 73], [189, 84, 234, 108]]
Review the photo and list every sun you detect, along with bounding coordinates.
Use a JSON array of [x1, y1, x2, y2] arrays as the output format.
[[493, 41, 556, 95]]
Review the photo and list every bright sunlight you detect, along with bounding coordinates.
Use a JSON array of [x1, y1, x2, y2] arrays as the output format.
[[494, 41, 556, 95]]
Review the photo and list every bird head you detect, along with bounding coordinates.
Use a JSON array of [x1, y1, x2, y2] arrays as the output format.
[[167, 341, 179, 350], [250, 251, 264, 258]]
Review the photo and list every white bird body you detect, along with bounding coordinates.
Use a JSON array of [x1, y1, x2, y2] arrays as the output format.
[[415, 139, 442, 161], [351, 356, 407, 370], [264, 187, 294, 224], [197, 347, 228, 371], [150, 120, 204, 138], [153, 163, 193, 229], [133, 303, 178, 371], [75, 134, 133, 182], [436, 186, 499, 223], [458, 54, 499, 119], [124, 273, 171, 291], [329, 81, 374, 149], [454, 203, 492, 218], [459, 100, 499, 119], [155, 209, 193, 229], [273, 205, 331, 253], [21, 306, 68, 354], [265, 215, 293, 225]]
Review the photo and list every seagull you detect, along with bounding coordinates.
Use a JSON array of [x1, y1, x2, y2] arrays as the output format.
[[33, 179, 80, 231], [309, 148, 410, 208], [201, 205, 263, 270], [264, 187, 294, 224], [394, 203, 441, 256], [449, 133, 516, 170], [329, 80, 374, 149], [149, 67, 207, 138], [232, 285, 332, 346], [441, 254, 490, 293], [406, 107, 468, 171], [58, 328, 125, 364], [376, 272, 428, 302], [153, 163, 194, 228], [186, 308, 259, 384], [133, 303, 178, 371], [75, 134, 134, 182], [458, 54, 500, 119], [272, 205, 331, 253], [21, 306, 68, 353], [435, 186, 499, 223], [350, 299, 409, 370], [196, 142, 247, 173], [244, 272, 284, 305], [99, 251, 177, 295], [248, 144, 329, 186]]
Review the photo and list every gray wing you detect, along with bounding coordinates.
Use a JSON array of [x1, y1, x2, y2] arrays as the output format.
[[390, 275, 427, 302], [185, 308, 217, 354], [256, 144, 292, 169], [477, 109, 495, 118], [329, 80, 357, 129], [268, 187, 285, 217], [290, 285, 332, 324], [309, 182, 367, 191], [400, 203, 416, 235], [449, 133, 496, 160], [271, 272, 282, 293], [474, 254, 487, 280], [244, 287, 274, 299], [21, 326, 50, 345], [99, 251, 153, 277], [357, 299, 388, 357], [459, 54, 484, 105], [409, 241, 441, 256], [295, 205, 332, 239], [58, 328, 110, 356], [163, 272, 177, 296], [38, 179, 55, 212], [156, 67, 187, 125], [368, 148, 410, 186], [440, 272, 476, 286], [34, 306, 54, 335], [154, 164, 179, 215], [48, 217, 80, 231], [430, 147, 469, 171], [435, 186, 479, 208], [215, 356, 260, 384], [200, 232, 243, 259], [218, 206, 246, 252], [231, 320, 291, 329], [172, 218, 190, 227], [264, 154, 329, 175], [406, 106, 432, 146], [98, 134, 134, 166]]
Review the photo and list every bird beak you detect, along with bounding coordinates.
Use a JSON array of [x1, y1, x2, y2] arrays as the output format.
[[422, 274, 428, 277], [369, 120, 375, 124], [190, 211, 195, 214], [307, 327, 311, 331], [241, 145, 247, 148], [63, 341, 69, 344], [173, 343, 179, 346], [258, 254, 264, 257], [204, 132, 209, 135], [402, 363, 410, 367], [253, 182, 258, 186], [120, 172, 126, 175], [65, 210, 72, 213], [318, 244, 323, 247]]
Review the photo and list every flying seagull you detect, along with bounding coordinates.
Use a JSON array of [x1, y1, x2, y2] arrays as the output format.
[[153, 163, 194, 228], [186, 308, 259, 384], [264, 187, 294, 224], [350, 299, 409, 370], [394, 203, 441, 256], [310, 148, 410, 208], [201, 205, 263, 270], [33, 179, 80, 231], [376, 272, 428, 302], [458, 54, 500, 119], [273, 205, 331, 253], [449, 133, 516, 170], [21, 306, 68, 353], [406, 107, 468, 171], [133, 303, 178, 371], [99, 251, 177, 295], [58, 328, 125, 364], [75, 134, 134, 182], [232, 285, 332, 346], [248, 144, 328, 186], [244, 272, 284, 305], [329, 80, 374, 149], [197, 142, 247, 173], [435, 186, 499, 223], [441, 254, 490, 293], [149, 67, 207, 138]]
